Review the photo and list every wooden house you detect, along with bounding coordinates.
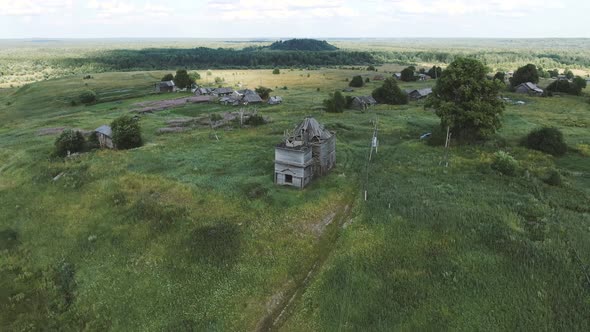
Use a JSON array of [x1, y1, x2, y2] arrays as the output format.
[[275, 117, 336, 189], [515, 82, 543, 96], [156, 80, 175, 93], [95, 125, 114, 149], [212, 87, 234, 97], [406, 88, 433, 100], [351, 96, 377, 110]]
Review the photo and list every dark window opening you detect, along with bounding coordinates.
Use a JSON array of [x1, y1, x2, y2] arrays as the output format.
[[285, 174, 293, 184]]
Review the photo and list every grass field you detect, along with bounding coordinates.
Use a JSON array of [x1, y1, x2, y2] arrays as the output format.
[[0, 65, 589, 331]]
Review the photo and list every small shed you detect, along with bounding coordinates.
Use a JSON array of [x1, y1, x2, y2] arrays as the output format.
[[268, 96, 283, 105], [275, 117, 336, 189], [418, 74, 432, 81], [195, 87, 211, 96], [393, 73, 402, 80], [95, 125, 114, 149], [156, 81, 175, 93], [515, 82, 543, 96], [351, 96, 377, 110]]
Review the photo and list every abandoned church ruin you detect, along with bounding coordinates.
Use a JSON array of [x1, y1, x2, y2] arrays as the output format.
[[274, 117, 336, 189]]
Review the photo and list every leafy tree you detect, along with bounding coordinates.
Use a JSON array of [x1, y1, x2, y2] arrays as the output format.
[[372, 78, 408, 105], [55, 129, 85, 157], [548, 69, 559, 78], [367, 65, 376, 71], [522, 127, 567, 156], [273, 68, 280, 75], [427, 66, 443, 79], [564, 69, 574, 80], [511, 64, 539, 87], [400, 67, 416, 82], [365, 77, 370, 83], [161, 73, 174, 81], [349, 75, 364, 87], [425, 57, 505, 140], [189, 72, 201, 82], [255, 86, 273, 99], [111, 115, 142, 150], [538, 67, 550, 78], [214, 77, 224, 84], [323, 91, 346, 113], [493, 72, 506, 81], [79, 90, 97, 104], [173, 69, 194, 89], [547, 76, 587, 95]]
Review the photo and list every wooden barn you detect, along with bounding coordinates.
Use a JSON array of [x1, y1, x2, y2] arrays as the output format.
[[351, 96, 377, 110], [156, 80, 175, 93], [275, 117, 336, 189], [95, 125, 114, 149], [515, 82, 543, 96]]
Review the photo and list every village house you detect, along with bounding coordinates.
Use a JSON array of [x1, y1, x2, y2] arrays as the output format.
[[515, 82, 544, 96], [211, 87, 234, 97], [417, 73, 432, 81], [351, 96, 377, 110], [155, 80, 176, 93], [95, 125, 114, 149], [393, 73, 402, 80], [405, 88, 433, 100], [373, 74, 385, 81], [194, 87, 211, 96], [274, 117, 336, 189]]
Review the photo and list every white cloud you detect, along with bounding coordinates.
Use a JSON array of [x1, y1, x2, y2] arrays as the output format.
[[0, 0, 73, 16], [207, 0, 358, 20], [87, 1, 172, 20]]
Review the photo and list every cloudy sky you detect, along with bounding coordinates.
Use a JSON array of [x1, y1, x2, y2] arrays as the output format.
[[0, 0, 588, 38]]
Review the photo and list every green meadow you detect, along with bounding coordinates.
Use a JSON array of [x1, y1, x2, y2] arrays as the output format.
[[0, 64, 589, 331]]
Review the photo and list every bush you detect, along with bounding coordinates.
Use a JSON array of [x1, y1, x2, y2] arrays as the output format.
[[244, 114, 266, 126], [86, 131, 100, 150], [255, 86, 273, 99], [544, 169, 562, 186], [323, 91, 346, 113], [111, 115, 142, 150], [79, 90, 97, 104], [273, 68, 280, 75], [54, 129, 85, 157], [349, 75, 364, 87], [161, 73, 174, 81], [372, 78, 408, 105], [522, 127, 567, 156], [491, 151, 518, 176]]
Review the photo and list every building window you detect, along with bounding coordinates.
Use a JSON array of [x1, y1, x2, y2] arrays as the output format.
[[285, 174, 293, 184]]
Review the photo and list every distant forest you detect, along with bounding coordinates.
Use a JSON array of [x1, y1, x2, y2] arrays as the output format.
[[267, 39, 339, 51], [68, 47, 376, 71]]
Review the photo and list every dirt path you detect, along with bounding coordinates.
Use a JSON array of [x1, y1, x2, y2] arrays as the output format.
[[255, 204, 352, 331]]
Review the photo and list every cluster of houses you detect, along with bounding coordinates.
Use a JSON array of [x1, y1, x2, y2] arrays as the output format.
[[393, 73, 432, 81], [155, 81, 283, 106]]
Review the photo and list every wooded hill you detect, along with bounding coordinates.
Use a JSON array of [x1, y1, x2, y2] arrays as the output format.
[[267, 39, 339, 51]]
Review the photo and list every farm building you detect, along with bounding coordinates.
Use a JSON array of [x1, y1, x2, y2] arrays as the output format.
[[351, 96, 377, 110], [373, 75, 385, 81], [268, 96, 283, 105], [342, 87, 354, 92], [194, 87, 211, 96], [406, 88, 433, 100], [393, 73, 402, 80], [418, 74, 432, 81], [212, 87, 234, 97], [95, 125, 114, 149], [155, 80, 176, 93], [242, 93, 263, 104], [515, 82, 543, 96], [275, 117, 336, 189]]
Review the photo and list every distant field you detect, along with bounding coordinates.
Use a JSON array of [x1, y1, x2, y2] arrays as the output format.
[[1, 38, 590, 88]]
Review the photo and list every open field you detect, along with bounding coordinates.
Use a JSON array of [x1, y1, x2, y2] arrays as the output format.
[[0, 63, 589, 331]]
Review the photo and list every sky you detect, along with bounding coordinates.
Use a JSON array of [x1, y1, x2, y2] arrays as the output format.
[[0, 0, 588, 39]]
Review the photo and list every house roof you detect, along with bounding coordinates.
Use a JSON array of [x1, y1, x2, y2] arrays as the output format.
[[406, 88, 433, 98], [243, 93, 263, 103], [159, 80, 175, 87], [291, 117, 333, 143], [519, 82, 543, 93], [95, 125, 112, 137], [237, 89, 257, 95], [353, 96, 377, 104], [213, 87, 234, 94]]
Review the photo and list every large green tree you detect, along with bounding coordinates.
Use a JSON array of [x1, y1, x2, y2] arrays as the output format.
[[111, 115, 143, 149], [173, 69, 194, 89], [323, 91, 346, 113], [511, 64, 539, 87], [349, 75, 364, 87], [400, 67, 416, 82], [372, 78, 408, 105], [426, 57, 505, 140]]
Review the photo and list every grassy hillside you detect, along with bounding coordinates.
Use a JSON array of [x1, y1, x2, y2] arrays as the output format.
[[0, 67, 589, 330]]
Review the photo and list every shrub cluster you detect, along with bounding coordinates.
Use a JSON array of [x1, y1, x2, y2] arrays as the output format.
[[491, 151, 518, 176], [54, 129, 86, 157], [522, 127, 567, 156]]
